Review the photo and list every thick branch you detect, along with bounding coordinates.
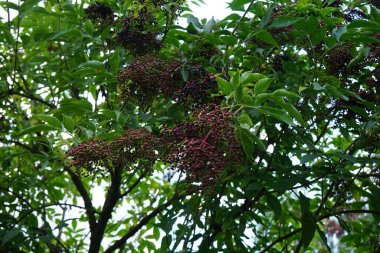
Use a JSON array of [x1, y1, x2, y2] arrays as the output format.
[[89, 166, 123, 253], [63, 167, 97, 232]]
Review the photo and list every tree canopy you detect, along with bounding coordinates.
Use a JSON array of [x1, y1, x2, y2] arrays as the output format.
[[0, 0, 379, 252]]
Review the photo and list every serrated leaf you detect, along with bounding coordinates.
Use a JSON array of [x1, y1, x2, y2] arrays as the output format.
[[240, 72, 266, 84], [203, 17, 216, 34], [238, 113, 253, 126], [217, 77, 233, 95], [229, 0, 251, 11], [300, 154, 320, 164], [35, 115, 62, 129], [301, 211, 316, 249], [299, 192, 310, 215], [238, 127, 254, 157], [79, 60, 104, 70], [278, 102, 307, 127], [2, 229, 22, 245], [252, 30, 280, 48], [266, 193, 282, 218], [258, 106, 294, 125], [272, 89, 300, 100], [317, 226, 332, 253], [17, 124, 59, 136], [313, 82, 325, 90], [254, 78, 273, 94], [269, 17, 303, 28]]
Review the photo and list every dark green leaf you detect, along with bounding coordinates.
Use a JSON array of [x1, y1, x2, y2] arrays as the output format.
[[269, 17, 303, 29], [266, 193, 282, 218]]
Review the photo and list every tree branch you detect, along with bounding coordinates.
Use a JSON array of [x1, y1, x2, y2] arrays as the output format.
[[104, 193, 184, 253], [89, 165, 123, 253], [63, 166, 97, 232], [8, 89, 56, 108], [260, 209, 380, 252]]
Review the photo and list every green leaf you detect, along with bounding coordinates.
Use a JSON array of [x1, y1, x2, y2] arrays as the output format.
[[257, 106, 294, 125], [299, 192, 310, 215], [17, 124, 59, 136], [300, 154, 320, 164], [217, 77, 233, 96], [2, 229, 22, 245], [299, 193, 316, 249], [348, 47, 369, 68], [238, 113, 253, 127], [252, 30, 280, 48], [160, 234, 172, 252], [229, 0, 251, 11], [238, 127, 254, 157], [254, 78, 273, 94], [278, 102, 307, 127], [272, 89, 300, 100], [2, 30, 15, 44], [79, 60, 105, 70], [266, 193, 282, 218], [35, 115, 62, 129], [50, 29, 82, 41], [240, 72, 266, 84], [317, 226, 332, 253], [0, 1, 19, 10], [203, 17, 216, 34], [230, 71, 240, 88], [269, 17, 303, 28], [301, 211, 316, 249], [370, 6, 380, 24], [313, 82, 325, 91], [153, 226, 160, 240], [332, 26, 347, 42]]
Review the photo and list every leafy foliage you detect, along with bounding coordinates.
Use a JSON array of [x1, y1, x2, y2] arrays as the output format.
[[0, 0, 379, 252]]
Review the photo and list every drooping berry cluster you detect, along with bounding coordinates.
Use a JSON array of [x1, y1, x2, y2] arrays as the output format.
[[326, 45, 353, 75], [67, 129, 160, 174], [116, 11, 161, 55], [334, 89, 379, 121], [66, 139, 111, 175], [370, 0, 380, 8], [162, 105, 241, 188], [118, 55, 182, 107], [174, 66, 217, 108], [85, 2, 114, 22], [191, 39, 221, 63], [109, 129, 161, 171]]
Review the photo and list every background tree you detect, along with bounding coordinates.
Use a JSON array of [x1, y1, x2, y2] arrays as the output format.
[[0, 0, 379, 252]]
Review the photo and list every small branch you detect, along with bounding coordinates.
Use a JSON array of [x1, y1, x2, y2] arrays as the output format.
[[104, 193, 185, 253], [260, 209, 380, 252], [8, 89, 56, 108], [0, 137, 36, 153], [120, 170, 148, 198]]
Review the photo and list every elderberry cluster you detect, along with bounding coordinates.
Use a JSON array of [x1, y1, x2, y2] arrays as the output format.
[[163, 105, 241, 189], [85, 2, 114, 22], [175, 66, 217, 108], [334, 89, 379, 121], [371, 0, 380, 8], [118, 55, 182, 107], [326, 45, 353, 75], [66, 139, 110, 175], [67, 129, 160, 174], [116, 10, 160, 55], [109, 129, 161, 171]]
